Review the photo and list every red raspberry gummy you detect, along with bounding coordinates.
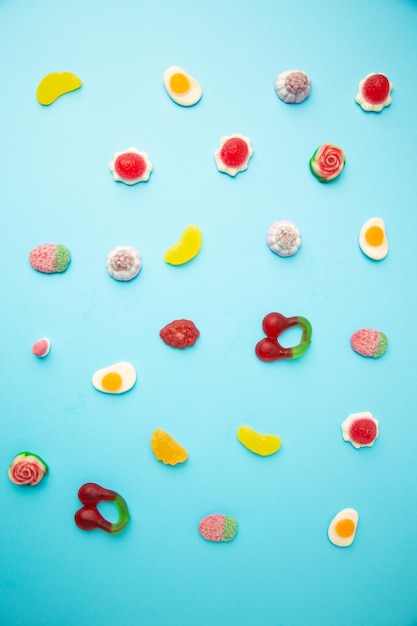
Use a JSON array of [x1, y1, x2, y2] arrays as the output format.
[[159, 319, 200, 349]]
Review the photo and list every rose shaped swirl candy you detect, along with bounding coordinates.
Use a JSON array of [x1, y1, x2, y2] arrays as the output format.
[[74, 483, 130, 535], [309, 143, 346, 183], [8, 452, 48, 486], [255, 312, 312, 362]]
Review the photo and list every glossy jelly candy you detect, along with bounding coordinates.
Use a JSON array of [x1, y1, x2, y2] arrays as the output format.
[[199, 514, 238, 542], [109, 148, 152, 185], [151, 429, 188, 465], [350, 329, 388, 358], [341, 412, 379, 449], [356, 73, 392, 112], [163, 66, 202, 106], [8, 452, 48, 486], [36, 71, 82, 105], [328, 508, 358, 547], [74, 483, 130, 535], [255, 312, 312, 361], [164, 225, 202, 265], [359, 217, 388, 261], [92, 362, 137, 394], [159, 319, 200, 349], [309, 143, 345, 183], [237, 425, 281, 456], [29, 244, 71, 273], [214, 134, 253, 176]]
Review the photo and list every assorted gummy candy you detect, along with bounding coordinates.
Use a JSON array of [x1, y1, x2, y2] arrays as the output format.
[[12, 66, 393, 545]]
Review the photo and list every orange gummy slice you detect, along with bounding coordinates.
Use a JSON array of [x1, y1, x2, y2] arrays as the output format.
[[150, 429, 188, 465]]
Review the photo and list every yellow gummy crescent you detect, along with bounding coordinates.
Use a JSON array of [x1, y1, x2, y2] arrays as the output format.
[[164, 225, 203, 266], [237, 425, 281, 456], [36, 72, 82, 106]]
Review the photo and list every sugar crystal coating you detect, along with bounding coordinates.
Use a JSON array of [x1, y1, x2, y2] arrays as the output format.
[[32, 338, 51, 357], [350, 328, 388, 358], [199, 514, 238, 542], [151, 429, 188, 465], [342, 412, 379, 449], [29, 244, 71, 274], [160, 319, 200, 349]]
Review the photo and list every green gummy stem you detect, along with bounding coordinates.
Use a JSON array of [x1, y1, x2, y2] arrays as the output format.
[[222, 516, 237, 541], [54, 244, 71, 272], [290, 316, 312, 358], [109, 494, 131, 535], [374, 333, 388, 358]]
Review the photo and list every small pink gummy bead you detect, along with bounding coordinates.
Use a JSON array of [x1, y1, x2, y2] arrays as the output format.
[[32, 338, 51, 357]]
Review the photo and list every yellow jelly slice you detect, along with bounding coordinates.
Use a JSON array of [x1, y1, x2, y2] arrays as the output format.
[[151, 429, 188, 465], [237, 425, 281, 456], [36, 72, 82, 106], [164, 225, 203, 266]]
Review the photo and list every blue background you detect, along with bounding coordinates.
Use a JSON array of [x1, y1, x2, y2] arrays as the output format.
[[1, 0, 417, 624]]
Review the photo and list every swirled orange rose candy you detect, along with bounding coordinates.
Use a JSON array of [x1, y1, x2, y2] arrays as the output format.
[[309, 143, 345, 183], [8, 452, 48, 486]]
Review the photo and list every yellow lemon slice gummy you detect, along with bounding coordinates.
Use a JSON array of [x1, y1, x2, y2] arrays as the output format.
[[164, 225, 203, 266], [36, 72, 82, 106], [151, 429, 188, 465], [237, 425, 281, 456]]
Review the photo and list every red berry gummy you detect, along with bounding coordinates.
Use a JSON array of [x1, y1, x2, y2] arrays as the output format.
[[362, 74, 390, 105], [159, 319, 200, 349], [114, 152, 147, 180], [220, 137, 249, 168]]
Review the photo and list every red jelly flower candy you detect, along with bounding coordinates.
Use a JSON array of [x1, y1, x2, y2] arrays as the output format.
[[159, 319, 200, 349]]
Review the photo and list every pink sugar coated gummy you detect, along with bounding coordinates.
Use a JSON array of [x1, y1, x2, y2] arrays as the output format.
[[350, 329, 388, 358], [198, 514, 238, 542], [32, 338, 51, 357], [29, 244, 71, 274]]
